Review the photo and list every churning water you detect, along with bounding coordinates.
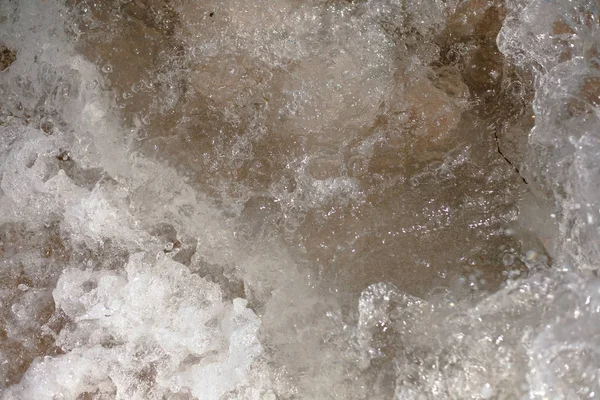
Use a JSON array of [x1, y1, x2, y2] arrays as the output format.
[[0, 0, 599, 398]]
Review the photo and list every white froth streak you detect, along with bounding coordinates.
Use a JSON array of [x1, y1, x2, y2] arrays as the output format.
[[0, 1, 266, 398]]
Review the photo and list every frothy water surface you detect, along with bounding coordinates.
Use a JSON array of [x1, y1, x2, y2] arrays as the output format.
[[0, 0, 598, 398]]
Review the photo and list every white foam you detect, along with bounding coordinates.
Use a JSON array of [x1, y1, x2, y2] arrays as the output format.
[[5, 255, 261, 399]]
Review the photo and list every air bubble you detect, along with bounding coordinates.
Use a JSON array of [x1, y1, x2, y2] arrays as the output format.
[[525, 250, 537, 261], [480, 383, 494, 399], [502, 253, 516, 266]]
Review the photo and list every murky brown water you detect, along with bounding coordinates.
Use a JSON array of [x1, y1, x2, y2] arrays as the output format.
[[1, 0, 569, 398], [69, 0, 536, 303]]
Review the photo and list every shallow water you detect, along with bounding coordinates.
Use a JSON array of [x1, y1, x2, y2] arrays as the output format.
[[0, 0, 598, 399]]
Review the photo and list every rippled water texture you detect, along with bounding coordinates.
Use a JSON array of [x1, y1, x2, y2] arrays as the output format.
[[0, 0, 599, 398]]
